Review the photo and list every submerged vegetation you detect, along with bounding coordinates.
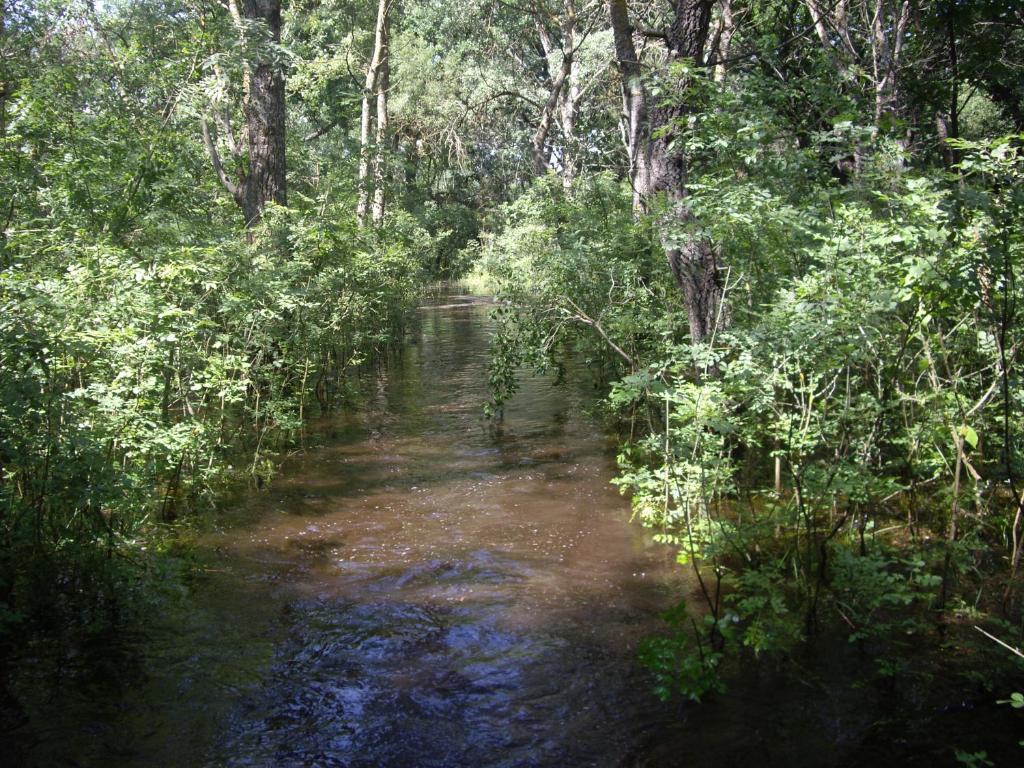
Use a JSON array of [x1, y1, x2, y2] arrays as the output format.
[[2, 0, 1024, 761], [475, 0, 1024, 732], [0, 3, 427, 647]]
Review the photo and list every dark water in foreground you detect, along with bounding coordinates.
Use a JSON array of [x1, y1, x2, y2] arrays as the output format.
[[9, 296, 691, 767], [6, 296, 1023, 766]]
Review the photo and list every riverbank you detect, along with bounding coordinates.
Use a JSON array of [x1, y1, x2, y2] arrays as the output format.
[[7, 294, 1023, 767], [5, 295, 692, 766]]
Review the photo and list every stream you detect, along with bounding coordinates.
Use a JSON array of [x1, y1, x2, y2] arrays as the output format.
[[7, 295, 1020, 767], [10, 295, 691, 767]]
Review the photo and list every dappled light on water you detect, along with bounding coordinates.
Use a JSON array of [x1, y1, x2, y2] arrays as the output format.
[[11, 296, 688, 767]]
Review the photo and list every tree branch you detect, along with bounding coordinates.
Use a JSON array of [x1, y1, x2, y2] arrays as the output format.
[[561, 297, 634, 367], [201, 118, 240, 199], [303, 118, 342, 142], [633, 25, 667, 41]]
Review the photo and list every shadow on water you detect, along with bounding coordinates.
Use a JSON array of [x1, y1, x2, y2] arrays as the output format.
[[7, 295, 1022, 767], [6, 295, 690, 767]]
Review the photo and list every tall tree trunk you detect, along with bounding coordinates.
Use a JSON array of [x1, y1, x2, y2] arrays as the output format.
[[532, 33, 569, 174], [241, 0, 287, 226], [937, 1, 961, 170], [807, 0, 908, 129], [658, 1, 722, 345], [358, 0, 390, 226], [356, 94, 374, 224], [805, 0, 835, 51], [0, 0, 7, 140], [559, 78, 579, 188], [530, 89, 561, 175], [711, 0, 735, 83], [202, 0, 287, 228], [608, 0, 651, 213], [609, 0, 725, 345], [867, 0, 911, 127], [532, 0, 578, 182], [371, 6, 391, 226]]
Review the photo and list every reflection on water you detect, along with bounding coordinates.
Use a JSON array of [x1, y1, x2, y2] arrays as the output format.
[[10, 296, 689, 767], [13, 296, 1018, 767]]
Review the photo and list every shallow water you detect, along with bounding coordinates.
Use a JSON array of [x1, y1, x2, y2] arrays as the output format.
[[8, 295, 1022, 767], [10, 296, 691, 767]]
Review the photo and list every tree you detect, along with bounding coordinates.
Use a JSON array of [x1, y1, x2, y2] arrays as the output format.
[[0, 0, 7, 139], [358, 0, 393, 226], [608, 0, 724, 345], [202, 0, 287, 227]]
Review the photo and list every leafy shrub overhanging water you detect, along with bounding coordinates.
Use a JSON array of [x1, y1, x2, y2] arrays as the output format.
[[483, 126, 1024, 702]]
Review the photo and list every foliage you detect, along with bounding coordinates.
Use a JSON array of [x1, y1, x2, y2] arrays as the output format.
[[639, 602, 727, 702], [0, 0, 423, 642], [4, 2, 1024, 750], [481, 173, 669, 413], [482, 0, 1024, 705]]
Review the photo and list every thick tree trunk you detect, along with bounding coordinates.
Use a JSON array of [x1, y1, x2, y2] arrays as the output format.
[[609, 0, 725, 345], [608, 0, 651, 212], [666, 0, 715, 62], [241, 0, 287, 226], [202, 0, 286, 228], [657, 2, 722, 345]]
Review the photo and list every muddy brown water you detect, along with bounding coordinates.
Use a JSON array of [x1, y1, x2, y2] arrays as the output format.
[[9, 296, 692, 767], [7, 295, 1022, 767]]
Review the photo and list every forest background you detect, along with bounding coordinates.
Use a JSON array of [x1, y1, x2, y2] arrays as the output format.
[[1, 0, 1023, 743]]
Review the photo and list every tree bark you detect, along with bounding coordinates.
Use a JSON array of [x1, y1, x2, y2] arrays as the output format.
[[658, 2, 723, 345], [541, 1, 582, 188], [711, 0, 735, 83], [937, 2, 961, 170], [358, 0, 390, 226], [804, 0, 909, 128], [241, 0, 287, 226], [558, 75, 580, 188], [608, 0, 651, 212], [609, 0, 725, 345], [867, 0, 911, 127], [0, 0, 7, 139], [531, 4, 576, 179], [371, 2, 391, 225], [556, 7, 582, 190], [530, 72, 568, 176], [203, 0, 287, 228]]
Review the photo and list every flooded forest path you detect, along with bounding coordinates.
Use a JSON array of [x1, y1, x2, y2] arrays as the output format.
[[12, 294, 1019, 767], [16, 295, 695, 767]]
